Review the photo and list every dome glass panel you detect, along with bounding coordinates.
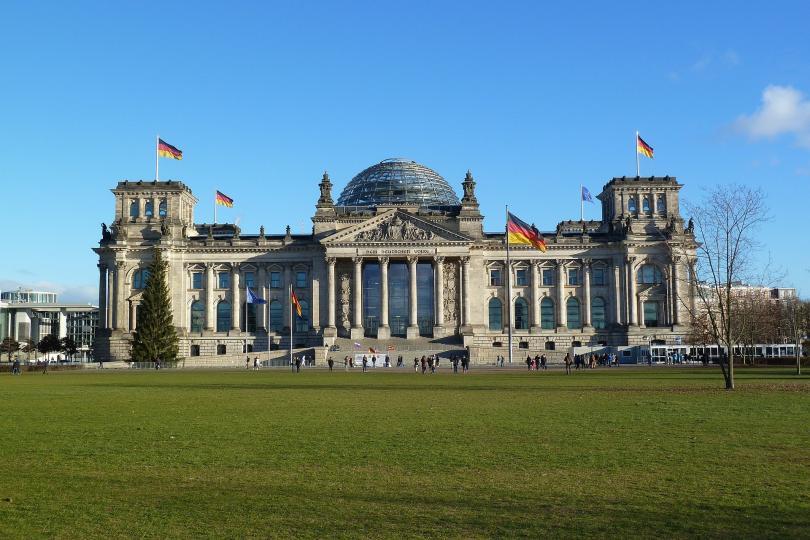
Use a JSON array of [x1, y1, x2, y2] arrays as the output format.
[[336, 158, 460, 208]]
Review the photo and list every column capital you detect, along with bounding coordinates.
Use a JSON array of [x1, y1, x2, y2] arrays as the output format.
[[378, 256, 390, 265], [115, 260, 126, 269], [530, 260, 541, 268], [231, 262, 241, 270], [97, 262, 107, 270], [555, 258, 567, 267], [671, 255, 682, 263], [625, 255, 637, 265], [352, 256, 363, 265], [325, 256, 337, 266], [459, 256, 470, 265], [433, 255, 445, 264], [205, 262, 215, 269], [581, 258, 592, 267], [407, 256, 419, 265]]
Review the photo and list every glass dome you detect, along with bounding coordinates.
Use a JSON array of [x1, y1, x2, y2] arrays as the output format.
[[336, 158, 460, 208]]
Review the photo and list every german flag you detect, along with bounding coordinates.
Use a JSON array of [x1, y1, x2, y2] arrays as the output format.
[[507, 212, 547, 252], [157, 138, 182, 160], [215, 191, 234, 208], [291, 287, 303, 318], [637, 134, 654, 159]]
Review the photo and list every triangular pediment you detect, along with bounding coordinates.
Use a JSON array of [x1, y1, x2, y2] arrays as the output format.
[[322, 210, 471, 245]]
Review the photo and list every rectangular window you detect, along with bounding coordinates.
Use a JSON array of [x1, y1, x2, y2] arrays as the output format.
[[218, 272, 230, 289], [244, 271, 255, 289], [270, 271, 281, 288], [192, 272, 203, 290], [296, 271, 307, 288], [542, 269, 554, 286], [644, 301, 659, 327], [591, 268, 605, 286], [568, 269, 579, 286], [490, 269, 502, 287], [515, 269, 528, 286]]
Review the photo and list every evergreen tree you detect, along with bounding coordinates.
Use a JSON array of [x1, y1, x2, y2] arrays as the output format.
[[131, 248, 179, 363]]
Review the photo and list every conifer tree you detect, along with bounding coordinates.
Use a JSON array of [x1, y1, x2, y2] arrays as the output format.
[[131, 248, 179, 363]]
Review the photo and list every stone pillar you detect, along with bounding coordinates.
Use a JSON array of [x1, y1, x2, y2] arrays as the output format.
[[351, 257, 363, 339], [97, 264, 108, 330], [556, 259, 567, 331], [326, 257, 336, 329], [106, 270, 113, 329], [530, 261, 541, 332], [671, 256, 681, 326], [461, 257, 471, 329], [406, 256, 419, 338], [378, 257, 390, 339], [205, 263, 215, 331], [583, 260, 593, 329], [638, 297, 646, 328], [433, 256, 445, 337], [113, 261, 126, 330], [257, 266, 267, 331], [129, 302, 136, 331], [231, 264, 240, 331], [613, 260, 623, 325], [627, 257, 638, 326]]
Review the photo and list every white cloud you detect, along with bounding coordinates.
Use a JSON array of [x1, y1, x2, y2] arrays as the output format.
[[735, 85, 810, 148]]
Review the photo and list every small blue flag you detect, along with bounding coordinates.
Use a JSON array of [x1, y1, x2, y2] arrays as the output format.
[[246, 287, 267, 304], [581, 186, 594, 203]]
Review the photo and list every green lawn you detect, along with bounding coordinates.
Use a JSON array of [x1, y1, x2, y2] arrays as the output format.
[[1, 367, 808, 539]]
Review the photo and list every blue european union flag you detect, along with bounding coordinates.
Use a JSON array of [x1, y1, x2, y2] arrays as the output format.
[[246, 287, 267, 304], [581, 186, 594, 203]]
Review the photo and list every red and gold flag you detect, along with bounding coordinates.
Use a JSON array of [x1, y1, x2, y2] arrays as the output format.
[[507, 212, 547, 252], [157, 138, 182, 160], [215, 191, 234, 208], [637, 135, 654, 159], [291, 287, 303, 318]]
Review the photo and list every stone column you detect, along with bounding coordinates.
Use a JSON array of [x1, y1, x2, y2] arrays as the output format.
[[433, 256, 445, 337], [530, 261, 540, 332], [97, 264, 108, 330], [326, 257, 336, 329], [613, 260, 623, 325], [583, 259, 593, 329], [556, 259, 567, 331], [113, 261, 126, 331], [257, 266, 267, 331], [106, 270, 113, 329], [378, 257, 390, 339], [638, 297, 646, 328], [351, 257, 363, 338], [231, 264, 240, 331], [406, 256, 419, 338], [129, 302, 136, 331], [205, 263, 215, 331], [671, 256, 681, 326], [461, 257, 471, 329], [627, 256, 638, 326]]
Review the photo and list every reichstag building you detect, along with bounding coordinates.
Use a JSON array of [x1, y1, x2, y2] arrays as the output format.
[[93, 158, 696, 362]]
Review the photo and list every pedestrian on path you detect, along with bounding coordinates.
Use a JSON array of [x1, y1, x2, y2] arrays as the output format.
[[564, 353, 572, 375]]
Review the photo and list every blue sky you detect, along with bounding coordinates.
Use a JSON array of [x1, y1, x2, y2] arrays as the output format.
[[1, 1, 809, 302]]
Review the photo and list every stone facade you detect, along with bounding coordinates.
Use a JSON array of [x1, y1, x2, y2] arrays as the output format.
[[93, 167, 697, 363]]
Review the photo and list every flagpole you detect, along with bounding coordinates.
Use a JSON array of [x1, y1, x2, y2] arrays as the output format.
[[214, 190, 217, 224], [580, 184, 584, 222], [155, 135, 159, 181], [506, 204, 513, 365], [289, 283, 293, 370], [635, 131, 640, 176]]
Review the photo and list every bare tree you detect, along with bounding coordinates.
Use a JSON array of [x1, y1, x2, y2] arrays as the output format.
[[780, 298, 809, 375], [679, 185, 769, 390]]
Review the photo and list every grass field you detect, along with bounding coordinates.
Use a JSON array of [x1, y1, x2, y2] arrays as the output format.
[[1, 367, 809, 539]]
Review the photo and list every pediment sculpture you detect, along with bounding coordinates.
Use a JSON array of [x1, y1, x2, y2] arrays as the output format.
[[355, 215, 435, 242]]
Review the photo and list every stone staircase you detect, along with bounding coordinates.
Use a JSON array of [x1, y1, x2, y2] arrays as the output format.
[[331, 336, 466, 360]]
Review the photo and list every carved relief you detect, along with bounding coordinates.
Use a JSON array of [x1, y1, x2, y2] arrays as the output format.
[[443, 261, 458, 326], [355, 214, 435, 242], [339, 272, 351, 330]]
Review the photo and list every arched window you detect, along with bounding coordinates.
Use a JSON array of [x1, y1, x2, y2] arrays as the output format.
[[217, 301, 231, 332], [145, 200, 154, 218], [540, 298, 555, 329], [295, 300, 309, 332], [190, 300, 204, 332], [158, 199, 167, 217], [656, 195, 666, 213], [566, 297, 581, 329], [268, 301, 282, 331], [628, 197, 638, 213], [514, 298, 529, 330], [242, 302, 257, 332], [642, 197, 651, 213], [133, 269, 151, 289], [637, 264, 663, 284], [129, 200, 139, 218], [488, 298, 502, 331], [591, 297, 607, 329]]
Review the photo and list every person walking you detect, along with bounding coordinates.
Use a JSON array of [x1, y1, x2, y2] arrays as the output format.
[[452, 356, 459, 373], [328, 357, 334, 372], [564, 353, 572, 375], [253, 357, 259, 370], [413, 357, 419, 372], [420, 356, 427, 374], [362, 355, 368, 373], [526, 355, 532, 371], [295, 356, 301, 373], [344, 355, 349, 371], [540, 354, 547, 371], [371, 355, 376, 369]]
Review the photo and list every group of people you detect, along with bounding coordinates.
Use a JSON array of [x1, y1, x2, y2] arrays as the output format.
[[562, 352, 619, 373], [524, 355, 549, 371]]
